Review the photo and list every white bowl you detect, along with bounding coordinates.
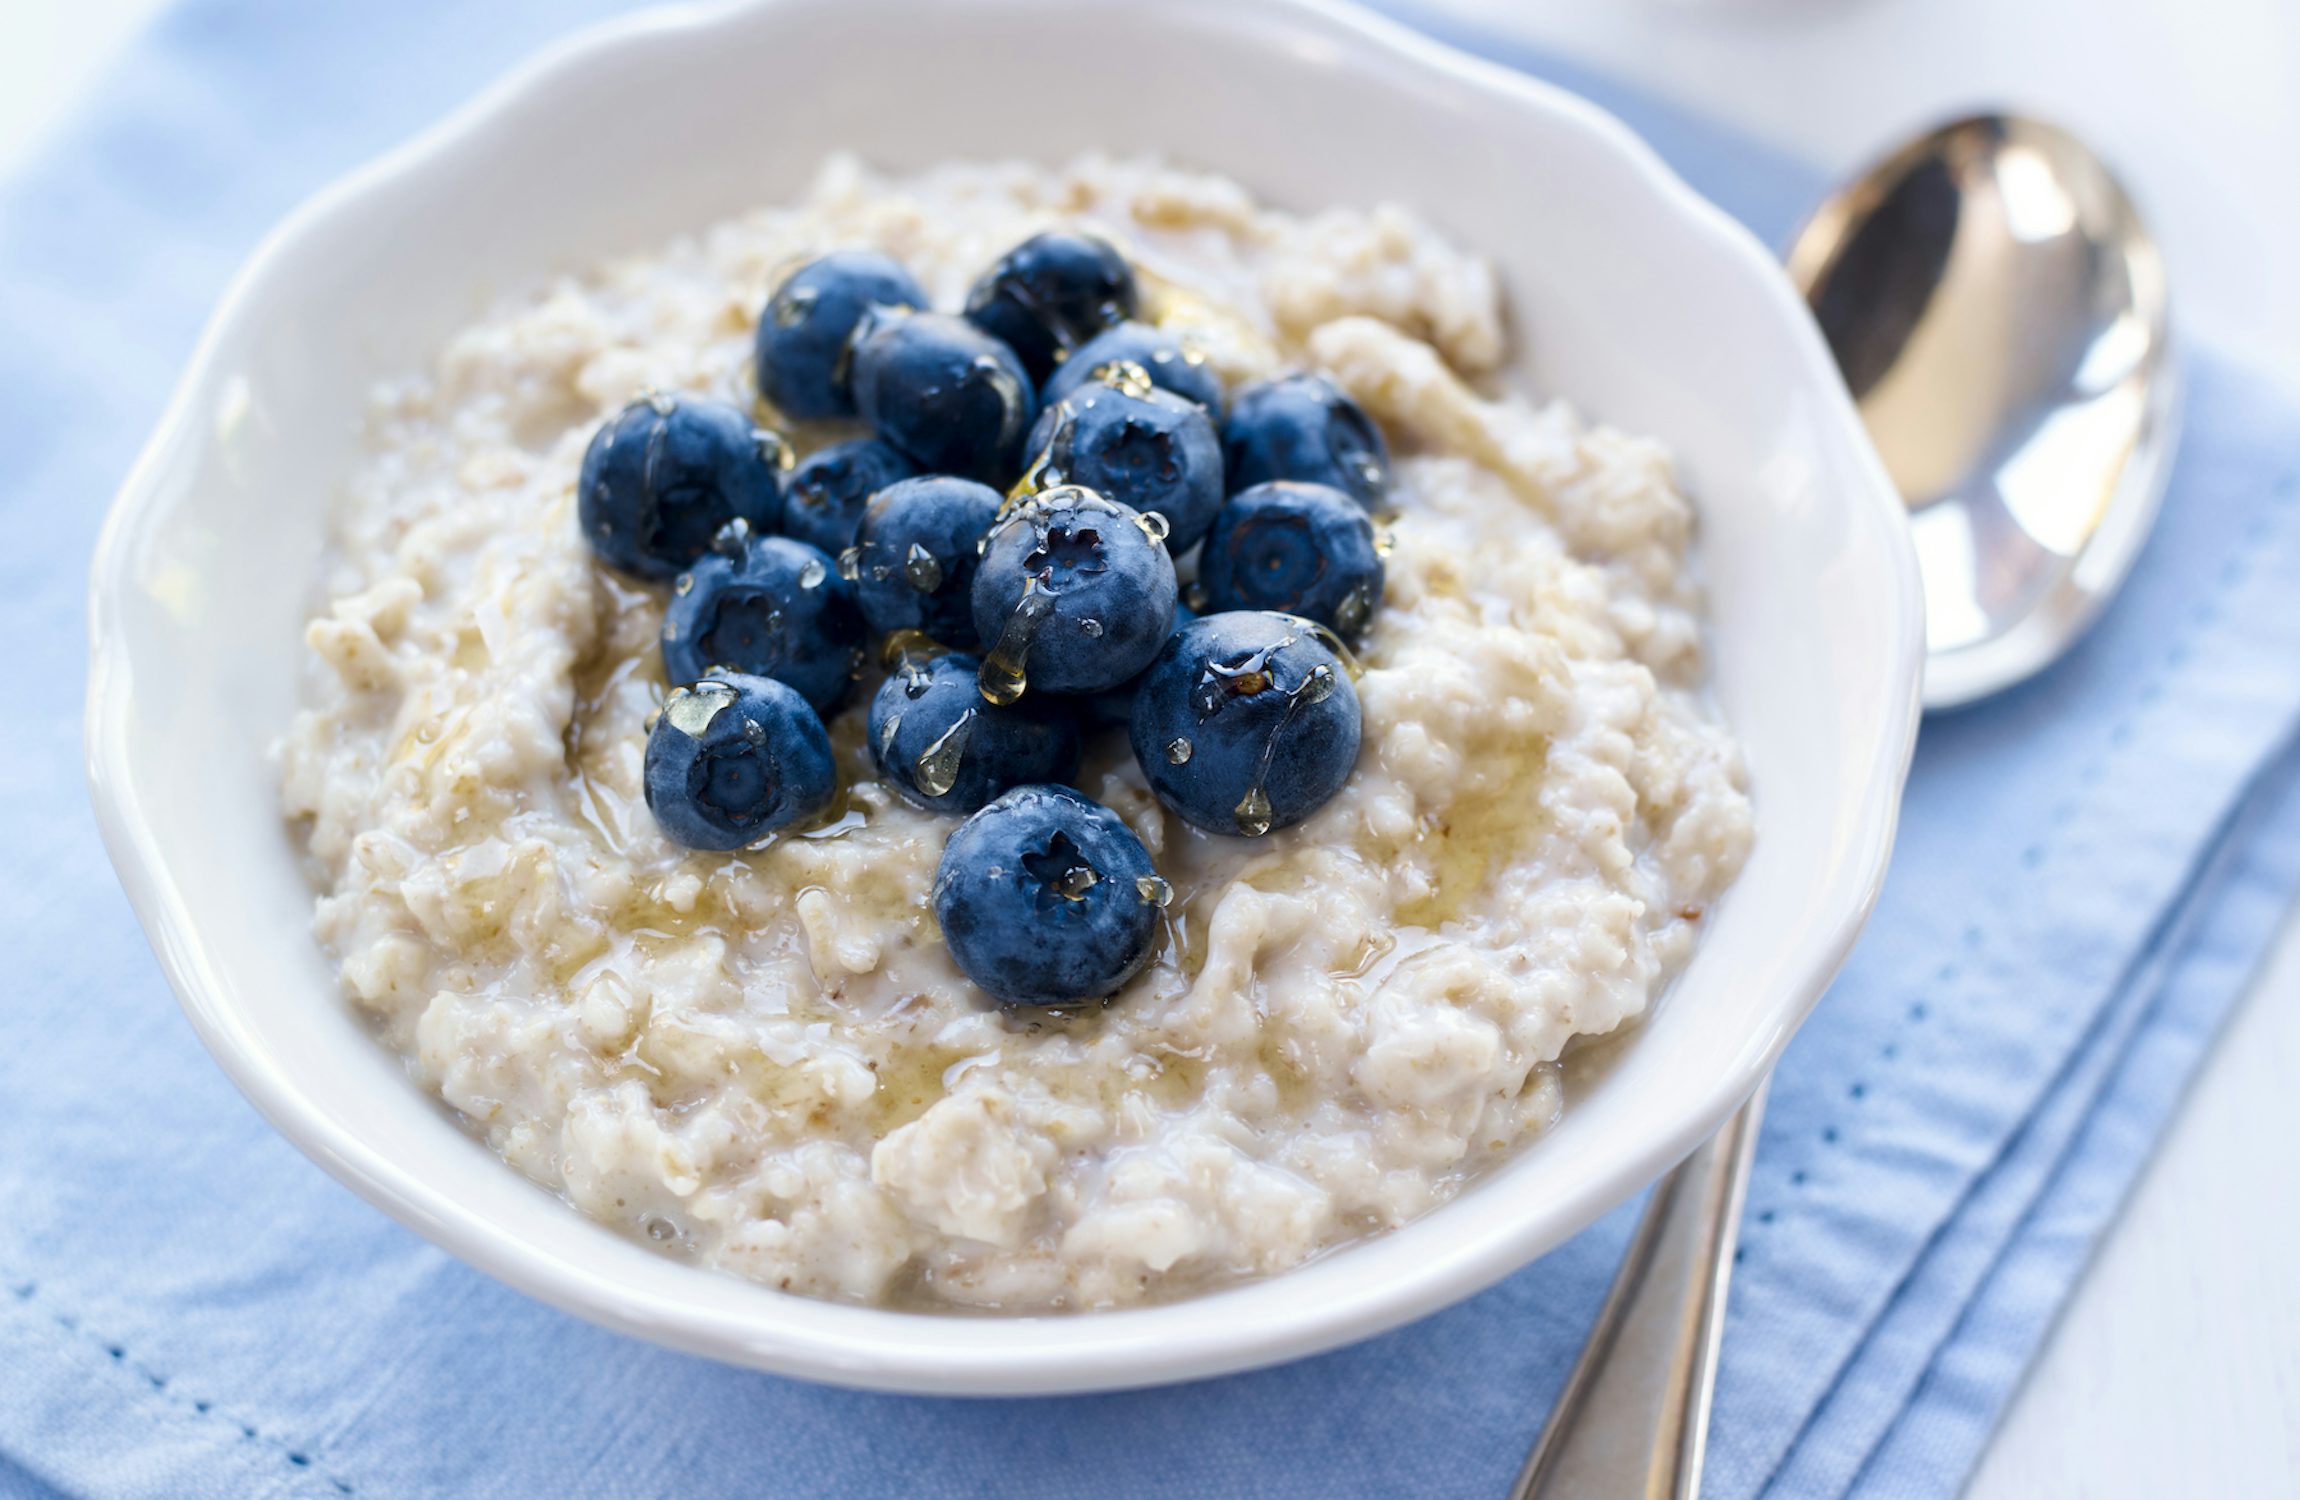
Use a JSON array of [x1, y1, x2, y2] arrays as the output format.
[[85, 0, 1921, 1395]]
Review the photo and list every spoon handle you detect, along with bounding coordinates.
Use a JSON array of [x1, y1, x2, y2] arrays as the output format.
[[1508, 1079, 1769, 1500]]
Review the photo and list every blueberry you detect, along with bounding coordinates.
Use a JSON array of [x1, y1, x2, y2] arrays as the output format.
[[1082, 600, 1196, 730], [932, 784, 1163, 1005], [644, 673, 837, 850], [847, 476, 1003, 647], [578, 393, 790, 581], [662, 533, 863, 713], [784, 437, 917, 555], [850, 311, 1037, 483], [1223, 373, 1392, 510], [1019, 373, 1225, 551], [969, 486, 1179, 700], [964, 230, 1138, 384], [754, 250, 927, 420], [1200, 481, 1385, 638], [868, 651, 1082, 815], [1040, 320, 1224, 417], [1129, 611, 1361, 836]]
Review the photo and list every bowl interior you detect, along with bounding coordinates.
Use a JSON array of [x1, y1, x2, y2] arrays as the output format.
[[89, 0, 1915, 1393]]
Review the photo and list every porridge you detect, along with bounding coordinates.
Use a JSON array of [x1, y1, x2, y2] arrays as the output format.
[[279, 155, 1753, 1312]]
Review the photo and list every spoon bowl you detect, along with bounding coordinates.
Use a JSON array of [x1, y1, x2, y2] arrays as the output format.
[[1786, 114, 2176, 707], [1519, 113, 2176, 1498]]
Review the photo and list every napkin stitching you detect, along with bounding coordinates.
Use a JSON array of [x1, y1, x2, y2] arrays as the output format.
[[1754, 731, 2293, 1500], [1717, 464, 2300, 1500], [1830, 730, 2300, 1499], [3, 1273, 358, 1497], [1739, 465, 2300, 1250]]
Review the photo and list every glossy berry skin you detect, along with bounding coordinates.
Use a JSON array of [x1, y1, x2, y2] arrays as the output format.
[[1223, 373, 1392, 511], [848, 476, 1003, 647], [754, 250, 926, 419], [932, 783, 1161, 1005], [964, 230, 1139, 384], [850, 311, 1037, 483], [1200, 481, 1386, 638], [643, 673, 837, 850], [1129, 611, 1361, 837], [661, 533, 863, 714], [868, 652, 1082, 816], [1083, 599, 1196, 730], [1020, 376, 1225, 552], [969, 487, 1179, 698], [1039, 320, 1224, 417], [578, 394, 789, 581], [783, 437, 917, 555]]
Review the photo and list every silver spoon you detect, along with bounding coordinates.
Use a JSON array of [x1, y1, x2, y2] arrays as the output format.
[[1511, 113, 2176, 1499]]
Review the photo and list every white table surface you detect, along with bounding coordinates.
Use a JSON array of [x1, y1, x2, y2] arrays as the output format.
[[8, 1, 2297, 1496]]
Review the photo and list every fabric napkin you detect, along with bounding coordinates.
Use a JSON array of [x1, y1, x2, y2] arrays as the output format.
[[4, 3, 2298, 1497]]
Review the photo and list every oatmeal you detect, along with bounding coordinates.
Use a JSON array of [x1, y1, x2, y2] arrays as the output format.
[[279, 155, 1753, 1311]]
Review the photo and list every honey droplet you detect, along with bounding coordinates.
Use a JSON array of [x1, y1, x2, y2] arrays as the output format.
[[1135, 874, 1174, 907], [914, 708, 977, 798], [1165, 737, 1193, 765], [752, 427, 794, 471], [1094, 360, 1157, 400], [663, 680, 738, 737], [1234, 785, 1273, 837], [879, 628, 941, 672], [837, 545, 863, 582], [979, 580, 1056, 706], [1134, 510, 1171, 544], [710, 516, 753, 559], [772, 286, 816, 328], [1291, 616, 1365, 679], [903, 541, 944, 593], [1080, 618, 1104, 638], [1022, 830, 1103, 903], [797, 556, 827, 589], [1007, 450, 1055, 504]]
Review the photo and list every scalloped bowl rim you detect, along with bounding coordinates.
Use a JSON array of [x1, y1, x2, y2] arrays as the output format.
[[85, 0, 1922, 1395]]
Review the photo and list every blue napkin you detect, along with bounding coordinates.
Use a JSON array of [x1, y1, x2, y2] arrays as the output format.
[[4, 4, 2298, 1497]]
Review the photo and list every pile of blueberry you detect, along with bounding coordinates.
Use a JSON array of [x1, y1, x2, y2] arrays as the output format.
[[577, 231, 1398, 1007]]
